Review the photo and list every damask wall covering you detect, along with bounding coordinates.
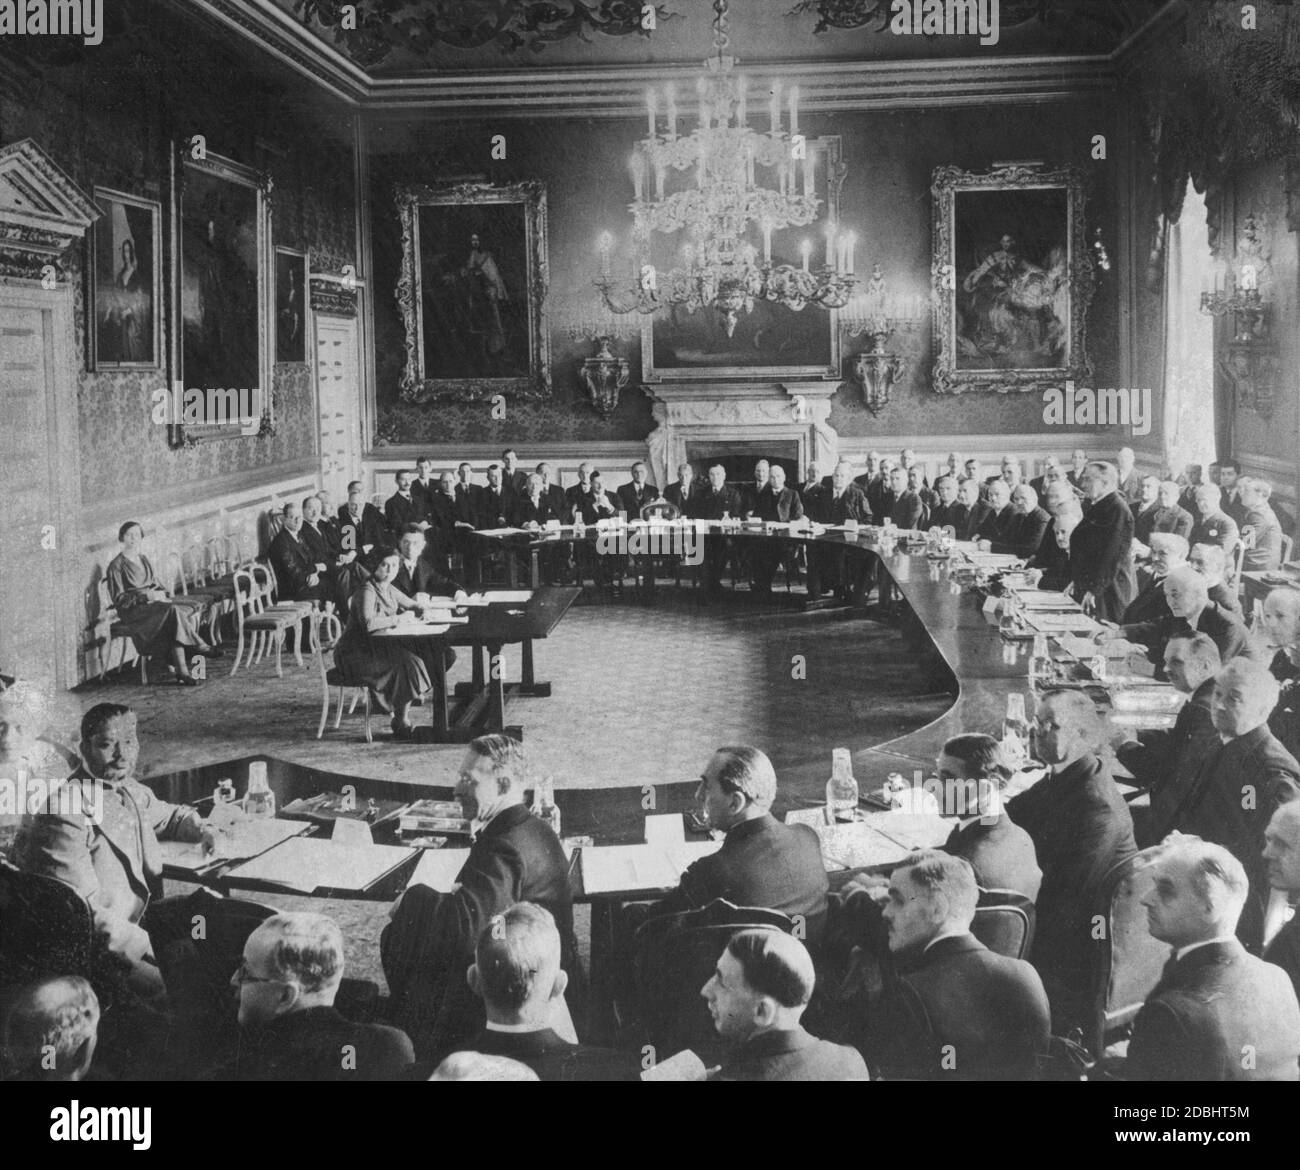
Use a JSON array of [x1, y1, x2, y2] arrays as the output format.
[[0, 0, 357, 509], [368, 97, 1121, 450]]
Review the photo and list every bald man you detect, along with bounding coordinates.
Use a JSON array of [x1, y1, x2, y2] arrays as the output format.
[[1263, 804, 1300, 1001], [2, 977, 100, 1081], [1172, 661, 1300, 951], [996, 484, 1051, 558], [1126, 838, 1300, 1081], [1114, 565, 1252, 675]]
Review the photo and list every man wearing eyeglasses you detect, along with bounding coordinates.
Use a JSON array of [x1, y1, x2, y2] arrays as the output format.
[[227, 912, 413, 1081], [642, 746, 828, 947]]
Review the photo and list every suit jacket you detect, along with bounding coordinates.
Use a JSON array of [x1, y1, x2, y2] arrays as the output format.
[[927, 500, 961, 531], [1117, 677, 1218, 842], [866, 933, 1050, 1081], [1265, 913, 1300, 1004], [1125, 941, 1300, 1081], [1171, 725, 1300, 950], [391, 557, 462, 599], [1026, 519, 1071, 590], [1145, 504, 1195, 543], [1117, 469, 1144, 508], [943, 813, 1042, 902], [755, 487, 804, 524], [1190, 510, 1239, 555], [891, 490, 926, 530], [542, 484, 567, 521], [226, 1006, 414, 1082], [13, 764, 204, 966], [648, 814, 830, 947], [410, 477, 439, 521], [301, 519, 343, 566], [954, 500, 993, 543], [616, 481, 660, 518], [512, 492, 557, 527], [1121, 575, 1170, 627], [694, 485, 744, 521], [996, 507, 1051, 558], [478, 486, 516, 529], [572, 488, 619, 525], [799, 483, 830, 524], [384, 492, 424, 536], [1133, 503, 1162, 546], [455, 1027, 638, 1082], [382, 804, 576, 1059], [337, 503, 389, 557], [975, 503, 1013, 544], [425, 492, 460, 552], [663, 480, 698, 516], [1223, 489, 1250, 530], [1006, 753, 1137, 993], [506, 468, 530, 496], [1121, 602, 1254, 673], [454, 483, 483, 526], [267, 527, 325, 601], [1242, 504, 1283, 573], [869, 485, 899, 526], [715, 1026, 868, 1082], [740, 482, 772, 518], [1069, 491, 1136, 622], [825, 485, 872, 526]]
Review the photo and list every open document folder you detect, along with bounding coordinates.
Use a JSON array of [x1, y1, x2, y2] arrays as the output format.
[[224, 837, 415, 894], [158, 817, 312, 873], [581, 841, 723, 895]]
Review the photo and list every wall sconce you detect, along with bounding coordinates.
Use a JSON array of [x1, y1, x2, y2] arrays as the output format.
[[563, 306, 638, 418], [1200, 221, 1275, 416], [841, 264, 925, 415]]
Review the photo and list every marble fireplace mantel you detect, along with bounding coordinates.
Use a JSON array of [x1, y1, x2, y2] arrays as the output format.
[[642, 381, 839, 488]]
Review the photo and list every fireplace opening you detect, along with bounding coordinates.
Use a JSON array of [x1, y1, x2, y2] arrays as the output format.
[[683, 440, 800, 486]]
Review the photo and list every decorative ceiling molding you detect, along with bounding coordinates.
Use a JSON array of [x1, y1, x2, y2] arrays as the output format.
[[181, 0, 1130, 115]]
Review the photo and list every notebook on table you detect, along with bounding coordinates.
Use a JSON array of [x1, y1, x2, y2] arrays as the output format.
[[224, 837, 416, 894], [159, 817, 313, 874]]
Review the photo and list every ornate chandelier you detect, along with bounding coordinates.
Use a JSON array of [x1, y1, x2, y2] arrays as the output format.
[[594, 0, 857, 336]]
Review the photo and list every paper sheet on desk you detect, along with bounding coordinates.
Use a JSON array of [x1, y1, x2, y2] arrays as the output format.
[[581, 841, 722, 895], [477, 527, 528, 536], [1027, 613, 1102, 635], [407, 847, 472, 893], [159, 818, 311, 872], [476, 590, 534, 603], [225, 838, 414, 894], [864, 813, 953, 852]]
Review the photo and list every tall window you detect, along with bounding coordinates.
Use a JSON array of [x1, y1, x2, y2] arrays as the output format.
[[1161, 181, 1216, 476]]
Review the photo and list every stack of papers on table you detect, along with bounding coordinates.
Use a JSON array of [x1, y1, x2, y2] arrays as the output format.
[[477, 527, 527, 536], [159, 817, 313, 872], [478, 590, 533, 603], [581, 841, 723, 895], [224, 837, 415, 894], [1027, 613, 1102, 635], [963, 552, 1022, 569], [1014, 590, 1077, 610]]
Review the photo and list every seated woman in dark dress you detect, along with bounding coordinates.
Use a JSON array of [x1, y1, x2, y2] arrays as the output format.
[[106, 522, 218, 686], [334, 547, 435, 739]]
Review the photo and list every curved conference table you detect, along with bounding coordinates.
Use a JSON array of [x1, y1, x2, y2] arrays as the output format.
[[476, 520, 1034, 797]]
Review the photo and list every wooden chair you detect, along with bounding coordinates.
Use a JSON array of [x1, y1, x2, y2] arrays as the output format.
[[971, 889, 1036, 961], [230, 568, 305, 678], [315, 612, 374, 743], [96, 578, 147, 684]]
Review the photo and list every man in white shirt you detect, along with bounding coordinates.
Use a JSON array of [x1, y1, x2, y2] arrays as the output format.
[[1127, 837, 1300, 1079]]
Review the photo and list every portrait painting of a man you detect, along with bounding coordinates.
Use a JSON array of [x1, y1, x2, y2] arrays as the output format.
[[418, 203, 529, 380], [954, 187, 1069, 371]]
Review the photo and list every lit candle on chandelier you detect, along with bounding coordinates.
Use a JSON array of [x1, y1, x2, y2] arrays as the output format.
[[770, 80, 782, 133], [647, 88, 657, 137], [788, 85, 799, 136], [800, 239, 812, 272], [746, 139, 755, 186], [737, 76, 747, 127], [803, 146, 814, 197], [761, 219, 772, 264], [597, 231, 613, 278], [630, 153, 643, 201], [654, 159, 665, 200], [825, 222, 837, 271], [665, 84, 677, 139]]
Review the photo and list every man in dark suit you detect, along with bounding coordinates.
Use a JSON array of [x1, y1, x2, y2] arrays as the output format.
[[1121, 532, 1187, 626], [1132, 474, 1163, 547], [1065, 448, 1088, 491], [664, 461, 698, 517], [887, 465, 925, 529], [616, 460, 660, 519], [863, 851, 1050, 1080], [996, 485, 1051, 559], [1116, 447, 1143, 510], [739, 459, 771, 519], [975, 479, 1014, 544], [338, 484, 389, 567], [1118, 634, 1222, 845], [302, 494, 364, 609], [1026, 484, 1076, 590], [382, 735, 577, 1060], [1029, 454, 1059, 500], [928, 474, 962, 531], [267, 501, 328, 602], [751, 464, 805, 593], [1217, 458, 1249, 529], [512, 472, 557, 528], [1190, 484, 1241, 560], [811, 463, 872, 602], [453, 902, 636, 1082], [852, 450, 882, 496], [937, 734, 1041, 901], [1263, 803, 1300, 1000], [535, 462, 568, 521], [696, 465, 743, 595], [1115, 566, 1253, 674], [424, 472, 465, 571], [227, 913, 414, 1081], [384, 470, 426, 537], [799, 461, 829, 524], [1125, 839, 1300, 1080], [1240, 477, 1284, 573], [410, 456, 439, 522], [501, 448, 530, 496], [867, 458, 898, 525], [572, 469, 619, 524], [565, 461, 595, 520], [1149, 480, 1195, 543], [478, 464, 516, 530], [453, 463, 483, 523], [705, 929, 868, 1081], [391, 525, 466, 601], [1007, 691, 1138, 1025], [1171, 660, 1300, 951], [952, 477, 992, 542], [1069, 461, 1136, 622], [644, 746, 829, 945]]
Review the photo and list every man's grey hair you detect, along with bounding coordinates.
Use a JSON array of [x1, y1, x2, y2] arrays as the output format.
[[1148, 532, 1189, 561], [712, 745, 778, 810], [2, 976, 100, 1080], [1085, 461, 1119, 491], [253, 913, 345, 996]]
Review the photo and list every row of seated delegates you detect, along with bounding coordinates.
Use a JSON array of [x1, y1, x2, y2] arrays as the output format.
[[334, 533, 467, 740], [105, 521, 223, 686], [269, 494, 369, 609], [1132, 476, 1195, 554]]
